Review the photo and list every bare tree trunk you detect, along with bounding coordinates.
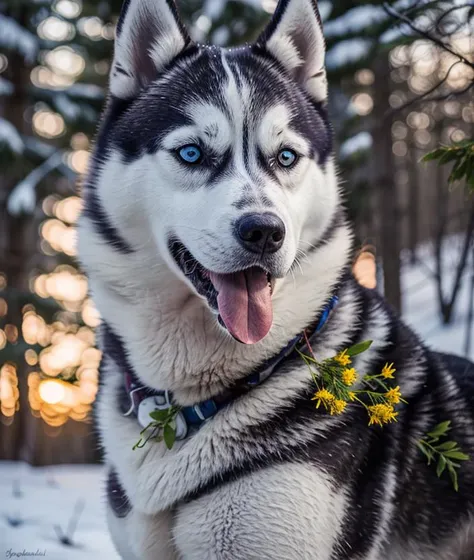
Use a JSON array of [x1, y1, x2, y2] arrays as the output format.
[[433, 141, 474, 325], [372, 53, 401, 312], [407, 136, 419, 264], [443, 204, 474, 324], [434, 135, 449, 322], [465, 259, 474, 358]]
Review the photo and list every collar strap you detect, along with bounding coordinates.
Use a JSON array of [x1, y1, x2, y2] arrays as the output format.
[[123, 294, 339, 438]]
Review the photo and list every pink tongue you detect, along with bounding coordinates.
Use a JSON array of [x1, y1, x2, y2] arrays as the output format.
[[209, 267, 273, 344]]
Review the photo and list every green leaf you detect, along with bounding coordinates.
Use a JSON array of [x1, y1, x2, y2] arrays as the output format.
[[149, 409, 170, 422], [465, 158, 473, 184], [297, 350, 318, 365], [438, 150, 461, 165], [436, 455, 447, 478], [163, 423, 177, 450], [442, 451, 470, 461], [417, 442, 434, 465], [346, 340, 372, 357], [447, 462, 459, 492], [421, 148, 445, 162], [427, 421, 451, 439], [449, 159, 468, 183], [435, 441, 458, 452], [468, 173, 474, 191]]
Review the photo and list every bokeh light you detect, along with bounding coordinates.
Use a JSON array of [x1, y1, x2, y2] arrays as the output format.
[[355, 69, 374, 86], [353, 251, 377, 290], [45, 47, 85, 78], [54, 0, 82, 19], [350, 93, 374, 116], [0, 364, 20, 422], [0, 54, 8, 73], [0, 298, 7, 317], [78, 16, 103, 40], [67, 149, 89, 174], [33, 110, 65, 138], [31, 66, 75, 89], [37, 17, 75, 41], [39, 379, 66, 405]]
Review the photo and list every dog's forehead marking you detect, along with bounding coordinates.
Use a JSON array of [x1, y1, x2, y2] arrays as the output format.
[[160, 101, 231, 155], [185, 102, 227, 131], [220, 52, 252, 176], [258, 104, 311, 157], [187, 102, 231, 152], [259, 104, 291, 140]]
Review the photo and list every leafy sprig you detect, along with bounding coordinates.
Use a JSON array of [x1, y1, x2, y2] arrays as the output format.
[[422, 140, 474, 193], [133, 405, 181, 450], [300, 340, 469, 491], [417, 420, 470, 491]]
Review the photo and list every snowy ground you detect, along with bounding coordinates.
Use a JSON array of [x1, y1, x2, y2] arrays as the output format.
[[0, 240, 472, 558], [401, 238, 473, 361], [0, 462, 119, 559]]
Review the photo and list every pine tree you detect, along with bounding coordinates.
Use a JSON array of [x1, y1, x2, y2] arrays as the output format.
[[0, 0, 266, 462], [321, 1, 474, 312]]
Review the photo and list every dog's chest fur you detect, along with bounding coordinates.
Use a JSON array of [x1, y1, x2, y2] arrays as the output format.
[[97, 277, 474, 560]]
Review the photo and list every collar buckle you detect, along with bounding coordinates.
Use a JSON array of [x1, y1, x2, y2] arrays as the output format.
[[136, 392, 188, 440]]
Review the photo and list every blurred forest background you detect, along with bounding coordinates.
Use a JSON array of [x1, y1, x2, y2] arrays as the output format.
[[0, 0, 473, 465]]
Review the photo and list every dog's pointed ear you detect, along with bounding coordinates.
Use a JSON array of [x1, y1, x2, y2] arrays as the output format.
[[110, 0, 191, 99], [256, 0, 327, 103]]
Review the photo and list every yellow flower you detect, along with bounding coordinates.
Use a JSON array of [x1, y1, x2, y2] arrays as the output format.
[[348, 391, 356, 401], [311, 388, 335, 410], [381, 362, 396, 379], [385, 386, 402, 405], [341, 367, 357, 386], [330, 399, 347, 415], [367, 404, 398, 427], [334, 349, 351, 367]]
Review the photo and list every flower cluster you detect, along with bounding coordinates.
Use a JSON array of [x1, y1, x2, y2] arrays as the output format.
[[312, 389, 347, 415], [299, 339, 404, 427], [300, 338, 469, 491]]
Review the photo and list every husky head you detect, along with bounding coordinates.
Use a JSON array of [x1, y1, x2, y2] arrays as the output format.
[[79, 0, 348, 349]]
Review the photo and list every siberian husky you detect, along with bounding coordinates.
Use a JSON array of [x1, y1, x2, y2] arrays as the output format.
[[77, 0, 474, 557]]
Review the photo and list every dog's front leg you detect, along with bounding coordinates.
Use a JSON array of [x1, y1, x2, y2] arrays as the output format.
[[106, 465, 179, 560]]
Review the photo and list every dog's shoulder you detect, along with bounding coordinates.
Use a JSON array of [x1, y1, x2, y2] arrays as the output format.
[[435, 351, 474, 405]]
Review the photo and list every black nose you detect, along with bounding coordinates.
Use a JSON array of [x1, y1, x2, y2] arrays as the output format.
[[236, 213, 286, 254]]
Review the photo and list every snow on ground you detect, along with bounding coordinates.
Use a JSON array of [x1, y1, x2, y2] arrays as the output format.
[[401, 236, 473, 361], [0, 462, 119, 559], [0, 238, 472, 557]]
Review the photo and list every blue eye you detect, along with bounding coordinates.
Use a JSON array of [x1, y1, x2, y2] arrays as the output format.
[[178, 144, 202, 164], [277, 149, 297, 168]]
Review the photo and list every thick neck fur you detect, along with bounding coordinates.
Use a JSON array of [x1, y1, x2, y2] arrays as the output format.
[[78, 214, 353, 406]]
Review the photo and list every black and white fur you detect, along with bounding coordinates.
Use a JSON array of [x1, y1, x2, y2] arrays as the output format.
[[78, 0, 474, 557]]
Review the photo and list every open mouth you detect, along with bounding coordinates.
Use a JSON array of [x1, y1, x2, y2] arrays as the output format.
[[169, 239, 275, 345]]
